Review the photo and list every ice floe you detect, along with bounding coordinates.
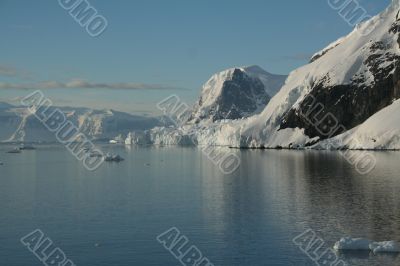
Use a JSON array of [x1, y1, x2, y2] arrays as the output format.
[[334, 237, 400, 253]]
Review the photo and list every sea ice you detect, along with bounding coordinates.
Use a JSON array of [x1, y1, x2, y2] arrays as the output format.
[[334, 237, 372, 251], [370, 241, 400, 253], [334, 238, 400, 253]]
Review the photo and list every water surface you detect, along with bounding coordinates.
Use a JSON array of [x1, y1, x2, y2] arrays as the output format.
[[0, 145, 399, 265]]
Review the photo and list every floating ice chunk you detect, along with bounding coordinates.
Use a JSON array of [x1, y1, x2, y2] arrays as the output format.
[[334, 238, 400, 253], [333, 237, 372, 251], [103, 153, 124, 162], [370, 241, 400, 253]]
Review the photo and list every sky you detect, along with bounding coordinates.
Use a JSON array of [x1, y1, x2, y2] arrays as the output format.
[[0, 0, 391, 115]]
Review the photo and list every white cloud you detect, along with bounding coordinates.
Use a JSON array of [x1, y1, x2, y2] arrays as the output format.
[[0, 65, 18, 77], [0, 64, 33, 79], [0, 79, 187, 91]]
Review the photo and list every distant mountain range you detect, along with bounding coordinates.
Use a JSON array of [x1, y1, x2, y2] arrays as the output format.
[[0, 104, 170, 143]]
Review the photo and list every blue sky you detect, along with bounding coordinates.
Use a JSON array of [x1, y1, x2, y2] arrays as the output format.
[[0, 0, 391, 115]]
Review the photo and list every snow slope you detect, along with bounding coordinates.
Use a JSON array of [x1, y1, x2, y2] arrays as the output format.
[[242, 65, 287, 97], [317, 99, 400, 150]]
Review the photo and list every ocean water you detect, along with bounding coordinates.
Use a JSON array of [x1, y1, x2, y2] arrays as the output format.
[[0, 145, 399, 266]]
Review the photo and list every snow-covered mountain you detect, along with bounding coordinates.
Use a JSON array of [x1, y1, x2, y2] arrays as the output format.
[[187, 66, 286, 124], [135, 0, 400, 150], [126, 65, 287, 145], [0, 103, 169, 142], [238, 0, 400, 148]]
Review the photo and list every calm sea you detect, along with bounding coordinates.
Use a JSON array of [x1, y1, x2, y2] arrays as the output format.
[[0, 145, 399, 265]]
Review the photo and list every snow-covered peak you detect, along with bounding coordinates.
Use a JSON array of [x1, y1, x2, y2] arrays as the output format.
[[392, 0, 400, 9], [313, 1, 399, 60], [241, 65, 287, 96], [187, 66, 287, 124], [252, 2, 400, 128]]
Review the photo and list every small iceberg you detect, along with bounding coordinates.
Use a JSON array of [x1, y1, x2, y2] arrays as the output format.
[[103, 153, 124, 162], [125, 132, 133, 145], [334, 237, 400, 253], [334, 237, 372, 251], [370, 241, 400, 253], [109, 135, 124, 144]]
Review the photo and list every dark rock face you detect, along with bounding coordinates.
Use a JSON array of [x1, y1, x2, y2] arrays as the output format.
[[190, 68, 270, 123], [280, 27, 400, 140]]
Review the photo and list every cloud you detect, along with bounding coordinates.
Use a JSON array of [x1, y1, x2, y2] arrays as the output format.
[[0, 65, 33, 79], [0, 65, 18, 77], [0, 79, 187, 91]]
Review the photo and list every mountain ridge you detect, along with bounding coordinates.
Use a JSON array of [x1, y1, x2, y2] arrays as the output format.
[[0, 103, 169, 142]]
